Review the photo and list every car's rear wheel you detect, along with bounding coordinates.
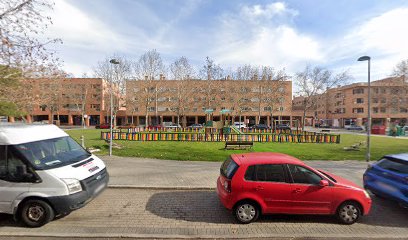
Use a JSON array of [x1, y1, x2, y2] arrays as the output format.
[[234, 201, 259, 224], [337, 201, 361, 224]]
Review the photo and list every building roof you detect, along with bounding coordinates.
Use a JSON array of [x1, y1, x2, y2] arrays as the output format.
[[0, 124, 68, 145]]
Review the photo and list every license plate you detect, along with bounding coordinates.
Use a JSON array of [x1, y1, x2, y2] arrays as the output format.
[[94, 182, 106, 195]]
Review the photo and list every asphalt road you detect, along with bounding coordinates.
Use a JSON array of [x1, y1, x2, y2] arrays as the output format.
[[0, 157, 407, 239]]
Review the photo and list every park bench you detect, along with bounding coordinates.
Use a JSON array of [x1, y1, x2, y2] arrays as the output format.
[[321, 129, 331, 133], [225, 141, 253, 150]]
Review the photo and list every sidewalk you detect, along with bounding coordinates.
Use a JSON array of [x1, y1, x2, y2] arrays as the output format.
[[103, 155, 369, 189]]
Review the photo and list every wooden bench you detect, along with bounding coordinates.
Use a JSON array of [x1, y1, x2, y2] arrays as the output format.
[[321, 129, 331, 133], [225, 141, 253, 150]]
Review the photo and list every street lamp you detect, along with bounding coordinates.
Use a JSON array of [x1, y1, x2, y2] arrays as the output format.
[[109, 59, 120, 156], [357, 55, 371, 163]]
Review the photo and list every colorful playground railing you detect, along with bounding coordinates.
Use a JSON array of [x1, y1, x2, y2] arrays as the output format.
[[101, 132, 340, 143]]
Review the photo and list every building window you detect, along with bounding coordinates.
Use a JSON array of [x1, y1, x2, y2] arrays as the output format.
[[353, 88, 364, 94], [380, 107, 386, 113], [400, 108, 408, 113], [279, 107, 284, 112], [90, 104, 100, 111], [381, 98, 386, 104], [372, 98, 378, 103], [356, 98, 364, 104], [372, 107, 378, 113], [264, 106, 272, 111], [352, 108, 364, 113], [147, 107, 155, 112]]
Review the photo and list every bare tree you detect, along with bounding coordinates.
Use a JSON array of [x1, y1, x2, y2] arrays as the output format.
[[199, 57, 223, 122], [295, 65, 350, 130], [132, 49, 165, 126], [93, 55, 132, 125], [0, 0, 61, 115], [390, 59, 408, 124], [170, 56, 195, 126]]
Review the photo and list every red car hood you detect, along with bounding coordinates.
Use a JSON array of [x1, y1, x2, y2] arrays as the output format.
[[319, 169, 363, 190]]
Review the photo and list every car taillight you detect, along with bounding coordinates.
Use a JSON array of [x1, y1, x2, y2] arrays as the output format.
[[224, 180, 231, 193]]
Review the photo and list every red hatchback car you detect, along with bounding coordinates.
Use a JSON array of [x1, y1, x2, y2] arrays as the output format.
[[217, 153, 372, 224]]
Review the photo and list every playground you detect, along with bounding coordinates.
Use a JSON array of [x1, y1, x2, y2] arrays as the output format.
[[100, 120, 341, 144]]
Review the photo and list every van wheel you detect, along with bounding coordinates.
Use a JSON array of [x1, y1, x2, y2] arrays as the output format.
[[20, 200, 55, 227], [234, 201, 259, 224], [337, 201, 361, 225]]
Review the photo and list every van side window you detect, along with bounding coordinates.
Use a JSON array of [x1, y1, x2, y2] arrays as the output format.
[[0, 147, 35, 183], [0, 145, 6, 179], [245, 164, 286, 182], [288, 165, 322, 185]]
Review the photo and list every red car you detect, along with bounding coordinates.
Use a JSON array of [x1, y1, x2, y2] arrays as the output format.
[[95, 123, 110, 129], [217, 152, 371, 224]]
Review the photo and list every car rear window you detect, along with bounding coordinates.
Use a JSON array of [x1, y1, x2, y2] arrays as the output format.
[[220, 157, 239, 179], [377, 158, 408, 174]]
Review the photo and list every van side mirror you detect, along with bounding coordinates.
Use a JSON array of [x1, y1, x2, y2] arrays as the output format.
[[319, 179, 329, 187]]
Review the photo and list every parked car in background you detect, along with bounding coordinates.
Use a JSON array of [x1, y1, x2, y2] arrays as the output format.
[[275, 124, 291, 130], [117, 123, 136, 129], [95, 123, 110, 129], [233, 122, 247, 129], [188, 123, 203, 129], [363, 153, 408, 208], [345, 125, 364, 131], [217, 152, 371, 224], [166, 123, 182, 129], [250, 124, 270, 130]]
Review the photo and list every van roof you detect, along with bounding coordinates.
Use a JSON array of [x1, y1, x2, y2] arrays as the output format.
[[0, 124, 68, 145]]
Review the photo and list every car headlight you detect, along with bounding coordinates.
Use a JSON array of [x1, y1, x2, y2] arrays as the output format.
[[62, 178, 82, 194], [363, 190, 371, 199]]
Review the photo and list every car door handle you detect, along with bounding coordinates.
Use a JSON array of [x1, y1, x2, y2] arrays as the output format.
[[254, 186, 264, 191], [293, 188, 302, 193]]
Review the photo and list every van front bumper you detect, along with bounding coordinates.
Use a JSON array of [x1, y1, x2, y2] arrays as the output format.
[[48, 169, 109, 216]]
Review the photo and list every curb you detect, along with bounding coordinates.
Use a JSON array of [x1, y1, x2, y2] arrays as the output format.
[[108, 185, 216, 190]]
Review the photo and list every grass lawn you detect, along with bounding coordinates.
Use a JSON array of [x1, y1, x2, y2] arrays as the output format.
[[67, 129, 408, 162]]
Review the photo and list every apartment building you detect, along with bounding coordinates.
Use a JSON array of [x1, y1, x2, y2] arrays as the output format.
[[292, 77, 408, 128], [10, 78, 117, 126], [124, 78, 293, 127]]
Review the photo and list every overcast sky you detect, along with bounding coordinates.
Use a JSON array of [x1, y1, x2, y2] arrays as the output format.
[[45, 0, 408, 82]]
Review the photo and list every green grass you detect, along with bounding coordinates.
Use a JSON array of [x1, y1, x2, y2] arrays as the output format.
[[67, 129, 408, 162]]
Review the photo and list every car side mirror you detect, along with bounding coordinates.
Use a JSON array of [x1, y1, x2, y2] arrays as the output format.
[[319, 179, 329, 187]]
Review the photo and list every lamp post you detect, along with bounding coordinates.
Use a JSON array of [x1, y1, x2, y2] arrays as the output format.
[[357, 56, 371, 163], [109, 59, 120, 156]]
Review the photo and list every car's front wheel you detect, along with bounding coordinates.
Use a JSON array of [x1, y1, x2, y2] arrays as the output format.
[[337, 201, 361, 224], [234, 201, 260, 224], [20, 199, 55, 227]]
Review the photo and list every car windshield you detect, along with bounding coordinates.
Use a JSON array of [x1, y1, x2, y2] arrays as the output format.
[[377, 158, 408, 174], [13, 136, 91, 170]]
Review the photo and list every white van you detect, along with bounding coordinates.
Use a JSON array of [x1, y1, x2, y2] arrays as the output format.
[[0, 124, 109, 227]]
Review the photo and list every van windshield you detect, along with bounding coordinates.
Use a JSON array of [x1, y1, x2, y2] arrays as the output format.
[[13, 136, 91, 170]]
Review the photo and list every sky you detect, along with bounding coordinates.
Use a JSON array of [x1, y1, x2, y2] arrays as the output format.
[[44, 0, 408, 82]]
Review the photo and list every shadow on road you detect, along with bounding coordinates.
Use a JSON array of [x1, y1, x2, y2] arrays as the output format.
[[146, 190, 408, 227]]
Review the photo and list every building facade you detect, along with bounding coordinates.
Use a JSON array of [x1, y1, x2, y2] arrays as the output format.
[[292, 77, 408, 128], [9, 78, 118, 126], [123, 79, 293, 127]]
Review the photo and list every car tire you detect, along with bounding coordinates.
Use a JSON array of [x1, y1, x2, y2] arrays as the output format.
[[20, 199, 55, 228], [336, 201, 361, 225], [234, 201, 260, 224]]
